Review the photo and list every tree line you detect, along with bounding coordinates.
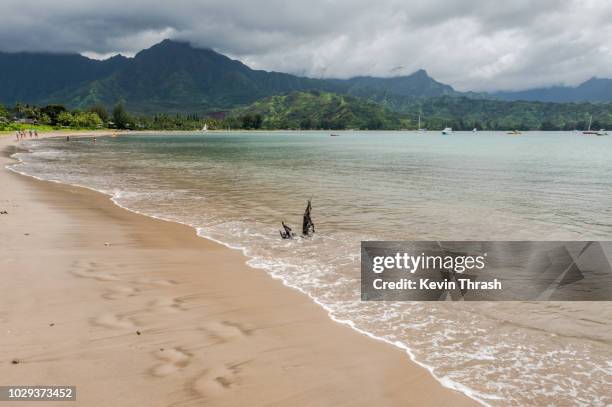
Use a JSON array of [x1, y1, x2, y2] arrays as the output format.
[[0, 101, 256, 131], [0, 102, 125, 130], [3, 94, 612, 132]]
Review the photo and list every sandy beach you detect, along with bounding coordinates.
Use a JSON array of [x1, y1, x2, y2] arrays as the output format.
[[0, 133, 477, 406]]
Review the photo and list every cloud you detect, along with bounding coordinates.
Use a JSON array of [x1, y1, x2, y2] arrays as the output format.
[[1, 0, 611, 91]]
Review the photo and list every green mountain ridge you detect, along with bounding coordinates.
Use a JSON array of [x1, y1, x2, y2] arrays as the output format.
[[0, 39, 462, 113], [36, 40, 341, 113], [334, 70, 456, 99], [2, 39, 612, 130], [228, 91, 408, 130], [0, 52, 126, 104], [227, 92, 612, 131], [3, 39, 611, 111], [493, 78, 612, 103], [398, 95, 612, 130]]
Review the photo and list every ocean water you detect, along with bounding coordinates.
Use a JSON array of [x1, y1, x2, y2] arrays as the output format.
[[11, 131, 612, 406]]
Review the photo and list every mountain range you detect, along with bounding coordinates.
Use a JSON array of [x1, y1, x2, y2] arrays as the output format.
[[1, 39, 464, 114], [492, 78, 612, 103], [230, 91, 408, 130], [0, 39, 611, 114]]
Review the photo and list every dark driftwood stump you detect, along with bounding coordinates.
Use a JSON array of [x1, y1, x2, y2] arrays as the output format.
[[302, 200, 315, 236]]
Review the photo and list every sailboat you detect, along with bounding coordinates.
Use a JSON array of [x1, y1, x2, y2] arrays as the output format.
[[441, 127, 452, 135], [582, 114, 608, 135], [583, 115, 596, 134], [417, 114, 427, 132], [201, 123, 208, 132]]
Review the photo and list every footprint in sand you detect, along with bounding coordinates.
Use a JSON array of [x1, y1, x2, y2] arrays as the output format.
[[198, 321, 254, 344], [91, 313, 137, 330], [102, 285, 140, 300], [70, 261, 120, 282], [125, 297, 188, 327], [130, 277, 177, 287], [147, 297, 186, 314], [150, 347, 192, 377], [191, 361, 249, 396]]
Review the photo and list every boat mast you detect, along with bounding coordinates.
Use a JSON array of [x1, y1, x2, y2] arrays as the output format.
[[588, 114, 593, 131]]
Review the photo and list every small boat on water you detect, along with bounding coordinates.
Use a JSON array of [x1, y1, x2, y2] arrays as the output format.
[[417, 115, 427, 132], [202, 123, 208, 132], [330, 133, 340, 137], [441, 127, 452, 135], [472, 128, 478, 132], [583, 115, 595, 134], [581, 114, 608, 135], [507, 130, 521, 135], [582, 129, 608, 135]]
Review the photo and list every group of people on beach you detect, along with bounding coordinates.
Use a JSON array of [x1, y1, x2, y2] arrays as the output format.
[[15, 129, 38, 140]]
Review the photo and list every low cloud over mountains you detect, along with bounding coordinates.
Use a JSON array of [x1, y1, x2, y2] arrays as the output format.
[[1, 0, 612, 92]]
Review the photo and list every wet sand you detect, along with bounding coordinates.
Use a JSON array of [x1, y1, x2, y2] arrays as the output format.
[[0, 133, 477, 406]]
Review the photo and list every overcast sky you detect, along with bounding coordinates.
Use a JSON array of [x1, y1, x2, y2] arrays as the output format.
[[1, 0, 612, 91]]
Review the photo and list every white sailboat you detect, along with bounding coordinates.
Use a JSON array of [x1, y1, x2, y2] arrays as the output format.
[[441, 127, 452, 135], [417, 114, 426, 132], [583, 115, 596, 135], [582, 115, 608, 135], [202, 123, 208, 132]]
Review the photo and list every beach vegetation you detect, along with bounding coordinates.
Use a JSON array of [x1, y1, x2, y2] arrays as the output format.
[[0, 103, 103, 131], [88, 104, 109, 123], [56, 111, 74, 126], [40, 105, 68, 125], [112, 101, 132, 129]]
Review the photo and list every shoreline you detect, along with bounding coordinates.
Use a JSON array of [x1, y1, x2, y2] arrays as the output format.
[[0, 132, 477, 405]]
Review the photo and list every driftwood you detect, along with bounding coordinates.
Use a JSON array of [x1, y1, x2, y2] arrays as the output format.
[[279, 200, 315, 239], [302, 199, 315, 236], [279, 221, 294, 239]]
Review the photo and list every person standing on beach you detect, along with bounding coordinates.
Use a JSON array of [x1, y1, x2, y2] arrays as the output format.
[[34, 130, 38, 138]]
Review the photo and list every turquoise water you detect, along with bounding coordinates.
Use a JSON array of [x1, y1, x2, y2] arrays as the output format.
[[13, 131, 612, 406]]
